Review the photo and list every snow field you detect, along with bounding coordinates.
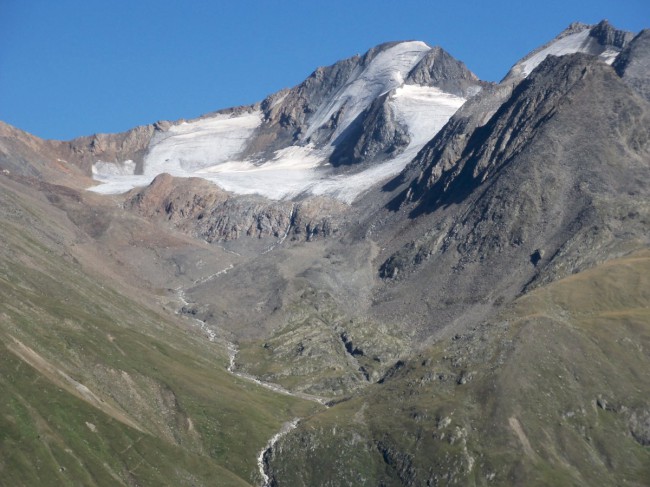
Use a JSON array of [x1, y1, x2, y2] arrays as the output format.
[[89, 41, 467, 203], [143, 111, 263, 175], [391, 85, 465, 155], [303, 41, 432, 141], [515, 28, 623, 78]]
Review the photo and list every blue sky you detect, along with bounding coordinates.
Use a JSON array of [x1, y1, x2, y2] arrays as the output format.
[[1, 0, 648, 140]]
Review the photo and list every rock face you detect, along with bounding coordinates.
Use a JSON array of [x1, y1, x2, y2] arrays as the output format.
[[245, 54, 364, 155], [127, 173, 348, 243], [328, 92, 412, 166], [405, 46, 483, 97], [373, 52, 650, 339], [393, 22, 640, 214], [390, 81, 513, 205], [589, 19, 635, 48], [614, 29, 650, 101], [409, 54, 645, 210], [64, 124, 156, 174]]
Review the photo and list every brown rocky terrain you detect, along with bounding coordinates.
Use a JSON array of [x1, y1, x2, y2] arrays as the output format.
[[127, 173, 349, 243]]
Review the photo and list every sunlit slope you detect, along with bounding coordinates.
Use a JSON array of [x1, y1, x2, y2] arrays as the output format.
[[0, 179, 318, 486], [268, 251, 650, 486]]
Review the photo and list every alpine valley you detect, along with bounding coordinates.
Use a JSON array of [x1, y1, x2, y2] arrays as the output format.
[[1, 20, 649, 486]]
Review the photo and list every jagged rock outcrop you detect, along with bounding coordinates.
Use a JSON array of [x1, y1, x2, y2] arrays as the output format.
[[614, 29, 650, 101], [405, 46, 483, 97], [502, 21, 632, 83], [64, 124, 156, 174], [589, 19, 635, 49], [329, 92, 411, 166], [290, 197, 348, 241], [127, 173, 347, 242]]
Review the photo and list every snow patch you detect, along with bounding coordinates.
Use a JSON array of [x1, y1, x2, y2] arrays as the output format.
[[599, 48, 620, 65], [92, 159, 136, 176], [196, 145, 328, 200], [144, 111, 263, 175], [390, 85, 465, 157], [303, 41, 431, 141], [89, 174, 154, 194], [512, 28, 625, 78], [309, 86, 465, 203]]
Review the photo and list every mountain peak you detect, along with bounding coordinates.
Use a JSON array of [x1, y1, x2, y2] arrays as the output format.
[[589, 19, 635, 49], [503, 20, 635, 82]]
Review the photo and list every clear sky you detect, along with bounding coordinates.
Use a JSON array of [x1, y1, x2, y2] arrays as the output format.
[[1, 0, 648, 140]]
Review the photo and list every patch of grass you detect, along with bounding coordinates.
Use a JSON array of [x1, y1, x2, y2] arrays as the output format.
[[269, 251, 650, 486], [0, 201, 321, 485], [237, 286, 409, 396]]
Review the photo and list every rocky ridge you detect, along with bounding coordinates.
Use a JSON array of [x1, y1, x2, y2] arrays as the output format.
[[614, 29, 650, 102], [370, 51, 649, 341], [127, 173, 348, 243]]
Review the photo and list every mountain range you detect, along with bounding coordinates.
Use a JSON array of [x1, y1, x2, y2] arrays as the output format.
[[0, 20, 648, 486]]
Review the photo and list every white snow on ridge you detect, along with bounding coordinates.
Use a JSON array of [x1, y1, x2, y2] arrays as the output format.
[[90, 174, 154, 195], [512, 28, 623, 79], [517, 30, 592, 77], [89, 90, 466, 203], [390, 85, 465, 159], [89, 41, 468, 203], [307, 87, 466, 203], [303, 41, 432, 141]]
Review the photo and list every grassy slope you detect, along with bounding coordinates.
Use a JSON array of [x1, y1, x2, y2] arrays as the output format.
[[269, 250, 650, 486], [0, 180, 320, 486], [236, 283, 408, 397]]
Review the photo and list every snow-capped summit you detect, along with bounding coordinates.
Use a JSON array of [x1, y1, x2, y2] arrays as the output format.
[[503, 20, 633, 81], [90, 41, 480, 202], [87, 22, 635, 203]]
